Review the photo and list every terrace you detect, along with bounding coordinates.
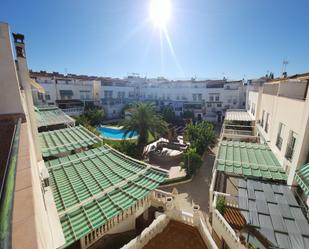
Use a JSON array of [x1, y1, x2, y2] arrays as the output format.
[[45, 145, 168, 247], [212, 179, 309, 249], [222, 109, 257, 142]]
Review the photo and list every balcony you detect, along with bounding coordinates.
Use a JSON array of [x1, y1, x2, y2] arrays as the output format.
[[0, 116, 22, 248]]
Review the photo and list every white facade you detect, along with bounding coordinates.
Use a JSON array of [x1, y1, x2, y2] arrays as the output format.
[[31, 76, 101, 106], [248, 79, 309, 204], [100, 77, 247, 120]]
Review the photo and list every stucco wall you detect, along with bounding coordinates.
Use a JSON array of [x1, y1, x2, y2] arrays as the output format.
[[0, 23, 24, 115]]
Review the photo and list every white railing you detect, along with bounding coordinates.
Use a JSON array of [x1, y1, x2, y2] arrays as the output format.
[[211, 192, 244, 249], [151, 189, 175, 208], [121, 214, 170, 249], [212, 209, 243, 249], [80, 194, 151, 249], [197, 216, 219, 249], [122, 198, 218, 249], [62, 107, 84, 116]]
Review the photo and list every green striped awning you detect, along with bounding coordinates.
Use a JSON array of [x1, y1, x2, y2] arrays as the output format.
[[295, 163, 309, 196], [216, 141, 287, 181], [39, 125, 102, 158], [46, 145, 168, 247]]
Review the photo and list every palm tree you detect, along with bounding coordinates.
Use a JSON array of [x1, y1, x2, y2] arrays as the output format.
[[122, 102, 168, 157]]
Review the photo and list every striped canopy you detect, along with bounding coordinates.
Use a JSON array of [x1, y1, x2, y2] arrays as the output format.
[[295, 163, 309, 196]]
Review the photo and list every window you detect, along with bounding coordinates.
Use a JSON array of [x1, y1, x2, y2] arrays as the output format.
[[215, 95, 220, 101], [261, 110, 265, 127], [276, 123, 285, 150], [209, 96, 214, 101], [104, 90, 113, 99], [265, 113, 270, 133], [45, 92, 51, 100], [117, 91, 125, 99], [80, 90, 91, 100], [59, 90, 73, 100], [207, 103, 212, 108], [285, 131, 297, 161], [37, 92, 43, 100], [251, 103, 256, 115], [233, 99, 237, 105], [217, 103, 222, 107]]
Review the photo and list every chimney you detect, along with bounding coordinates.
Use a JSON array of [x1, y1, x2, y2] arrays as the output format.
[[12, 33, 25, 58]]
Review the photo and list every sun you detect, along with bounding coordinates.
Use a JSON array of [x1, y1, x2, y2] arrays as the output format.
[[150, 0, 171, 29]]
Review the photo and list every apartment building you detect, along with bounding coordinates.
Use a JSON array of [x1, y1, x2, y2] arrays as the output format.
[[247, 75, 309, 205], [30, 71, 101, 115], [101, 76, 247, 120]]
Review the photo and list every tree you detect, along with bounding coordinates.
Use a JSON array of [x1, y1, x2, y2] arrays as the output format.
[[85, 108, 104, 126], [121, 102, 168, 157], [181, 148, 203, 176], [184, 121, 216, 155], [182, 110, 194, 119], [161, 105, 176, 124]]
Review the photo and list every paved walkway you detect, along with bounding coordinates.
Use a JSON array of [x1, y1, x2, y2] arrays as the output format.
[[160, 124, 221, 213]]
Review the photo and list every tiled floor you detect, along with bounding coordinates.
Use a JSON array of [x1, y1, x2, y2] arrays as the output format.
[[143, 220, 208, 249]]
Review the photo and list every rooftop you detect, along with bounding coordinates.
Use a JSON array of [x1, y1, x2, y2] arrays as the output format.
[[143, 220, 208, 249], [45, 146, 167, 246], [34, 106, 74, 128], [39, 125, 102, 158], [216, 141, 287, 181], [236, 179, 309, 249]]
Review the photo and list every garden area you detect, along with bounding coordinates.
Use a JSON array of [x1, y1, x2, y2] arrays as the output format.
[[74, 103, 216, 183]]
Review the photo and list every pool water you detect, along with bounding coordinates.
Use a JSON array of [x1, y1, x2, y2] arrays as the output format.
[[98, 127, 138, 139]]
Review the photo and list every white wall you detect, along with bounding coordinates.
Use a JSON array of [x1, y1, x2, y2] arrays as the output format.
[[256, 85, 309, 186]]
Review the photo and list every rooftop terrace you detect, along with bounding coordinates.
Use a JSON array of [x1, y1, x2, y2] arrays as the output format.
[[143, 220, 208, 249], [236, 179, 309, 249]]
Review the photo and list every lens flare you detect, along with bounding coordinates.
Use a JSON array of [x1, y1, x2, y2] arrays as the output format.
[[150, 0, 171, 29]]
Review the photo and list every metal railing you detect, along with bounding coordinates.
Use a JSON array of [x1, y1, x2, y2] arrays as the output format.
[[0, 118, 22, 249]]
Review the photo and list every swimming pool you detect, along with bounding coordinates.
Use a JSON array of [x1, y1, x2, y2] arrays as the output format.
[[98, 127, 138, 139]]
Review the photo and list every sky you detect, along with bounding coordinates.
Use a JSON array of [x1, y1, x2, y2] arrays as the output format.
[[1, 0, 309, 80]]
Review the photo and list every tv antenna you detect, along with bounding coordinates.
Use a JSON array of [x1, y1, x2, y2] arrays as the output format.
[[281, 59, 288, 75]]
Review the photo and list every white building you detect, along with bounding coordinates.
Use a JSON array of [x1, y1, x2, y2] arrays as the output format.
[[247, 75, 309, 205], [100, 77, 247, 121], [31, 71, 101, 116]]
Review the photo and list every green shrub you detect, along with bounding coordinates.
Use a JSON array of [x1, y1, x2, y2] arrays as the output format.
[[181, 148, 203, 176], [216, 196, 226, 215]]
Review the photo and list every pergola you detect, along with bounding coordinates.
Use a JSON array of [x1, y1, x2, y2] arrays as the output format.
[[39, 125, 102, 158], [222, 109, 257, 141], [295, 163, 309, 196], [46, 146, 168, 246], [35, 106, 75, 129], [216, 141, 287, 181]]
